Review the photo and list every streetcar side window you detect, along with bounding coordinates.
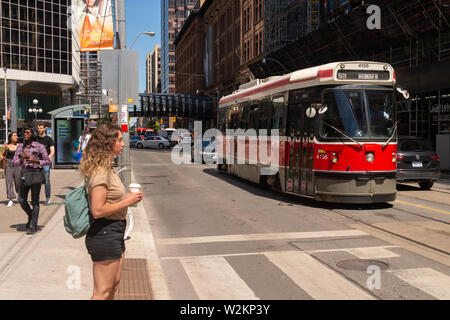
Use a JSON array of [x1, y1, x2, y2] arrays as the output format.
[[288, 88, 320, 136], [241, 102, 250, 130], [259, 99, 273, 135], [218, 108, 227, 132], [249, 104, 260, 132], [272, 95, 285, 134]]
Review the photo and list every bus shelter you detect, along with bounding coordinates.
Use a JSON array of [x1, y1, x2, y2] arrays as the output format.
[[48, 104, 90, 168]]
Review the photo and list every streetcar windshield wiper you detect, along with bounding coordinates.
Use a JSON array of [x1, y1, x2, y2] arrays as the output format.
[[323, 122, 363, 148], [382, 121, 399, 148]]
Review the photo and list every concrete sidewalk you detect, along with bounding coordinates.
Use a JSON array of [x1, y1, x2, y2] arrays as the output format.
[[0, 168, 169, 300]]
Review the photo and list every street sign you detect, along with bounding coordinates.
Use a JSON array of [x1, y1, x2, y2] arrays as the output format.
[[120, 105, 128, 132], [101, 49, 139, 105]]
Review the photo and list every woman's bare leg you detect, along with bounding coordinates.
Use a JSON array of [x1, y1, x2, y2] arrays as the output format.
[[91, 258, 121, 300]]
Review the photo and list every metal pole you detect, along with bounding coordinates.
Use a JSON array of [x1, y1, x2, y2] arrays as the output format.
[[115, 0, 130, 188], [3, 67, 7, 142]]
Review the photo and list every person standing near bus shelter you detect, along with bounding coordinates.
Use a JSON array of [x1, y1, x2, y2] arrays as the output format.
[[13, 127, 51, 235], [36, 123, 55, 205]]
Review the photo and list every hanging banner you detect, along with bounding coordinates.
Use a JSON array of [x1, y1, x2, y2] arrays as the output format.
[[75, 0, 114, 52]]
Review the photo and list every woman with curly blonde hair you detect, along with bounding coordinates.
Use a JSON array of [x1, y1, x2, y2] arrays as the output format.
[[80, 123, 143, 300]]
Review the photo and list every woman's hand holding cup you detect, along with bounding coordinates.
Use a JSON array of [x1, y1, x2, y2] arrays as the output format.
[[127, 183, 142, 207]]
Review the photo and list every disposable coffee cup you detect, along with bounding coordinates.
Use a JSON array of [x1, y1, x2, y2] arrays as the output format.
[[129, 183, 141, 207]]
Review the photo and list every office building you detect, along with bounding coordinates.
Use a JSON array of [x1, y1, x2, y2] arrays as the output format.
[[0, 0, 80, 139], [146, 44, 161, 93], [160, 0, 198, 94]]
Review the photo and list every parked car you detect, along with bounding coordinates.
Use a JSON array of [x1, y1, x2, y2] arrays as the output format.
[[191, 140, 217, 164], [396, 136, 440, 189], [130, 135, 144, 148], [135, 136, 171, 149]]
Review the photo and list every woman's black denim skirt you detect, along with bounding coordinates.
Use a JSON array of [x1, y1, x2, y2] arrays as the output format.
[[85, 218, 126, 262]]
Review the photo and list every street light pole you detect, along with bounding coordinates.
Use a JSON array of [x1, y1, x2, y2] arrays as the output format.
[[3, 67, 7, 142], [113, 0, 156, 188], [129, 32, 156, 49], [28, 99, 43, 129]]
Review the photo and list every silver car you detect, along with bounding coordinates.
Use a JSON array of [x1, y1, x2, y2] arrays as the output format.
[[136, 136, 171, 149]]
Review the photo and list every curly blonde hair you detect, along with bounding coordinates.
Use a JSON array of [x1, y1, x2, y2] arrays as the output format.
[[79, 123, 121, 178]]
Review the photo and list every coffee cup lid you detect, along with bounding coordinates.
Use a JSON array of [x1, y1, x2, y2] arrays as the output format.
[[129, 183, 141, 188]]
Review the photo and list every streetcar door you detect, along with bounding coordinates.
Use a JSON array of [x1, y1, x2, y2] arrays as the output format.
[[286, 104, 300, 193], [300, 135, 307, 194], [306, 134, 315, 195], [304, 106, 316, 196]]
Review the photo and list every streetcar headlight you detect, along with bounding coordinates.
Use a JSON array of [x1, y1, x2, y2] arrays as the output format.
[[392, 157, 397, 163], [366, 152, 375, 163], [331, 152, 338, 163]]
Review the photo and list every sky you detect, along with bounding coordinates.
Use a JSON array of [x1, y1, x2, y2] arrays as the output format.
[[124, 0, 162, 93]]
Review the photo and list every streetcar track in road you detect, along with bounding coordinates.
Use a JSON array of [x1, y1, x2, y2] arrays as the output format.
[[391, 205, 450, 226], [207, 172, 450, 256], [395, 200, 450, 217], [328, 208, 450, 256]]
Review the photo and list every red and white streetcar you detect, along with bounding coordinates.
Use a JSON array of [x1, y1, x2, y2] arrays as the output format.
[[217, 61, 402, 203]]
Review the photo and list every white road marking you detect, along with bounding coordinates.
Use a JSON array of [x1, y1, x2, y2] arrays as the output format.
[[159, 229, 369, 245], [346, 247, 400, 259], [160, 246, 400, 260], [265, 251, 375, 300], [180, 256, 259, 300], [388, 268, 450, 300]]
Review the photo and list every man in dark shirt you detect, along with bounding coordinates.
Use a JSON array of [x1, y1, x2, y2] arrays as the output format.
[[13, 127, 51, 234], [36, 123, 55, 205]]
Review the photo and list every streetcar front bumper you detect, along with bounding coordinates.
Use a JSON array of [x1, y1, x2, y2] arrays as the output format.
[[314, 171, 397, 203]]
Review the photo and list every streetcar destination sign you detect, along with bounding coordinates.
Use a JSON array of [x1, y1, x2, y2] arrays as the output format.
[[337, 70, 390, 80]]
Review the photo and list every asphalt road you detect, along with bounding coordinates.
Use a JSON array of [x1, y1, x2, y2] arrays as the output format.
[[131, 148, 450, 300]]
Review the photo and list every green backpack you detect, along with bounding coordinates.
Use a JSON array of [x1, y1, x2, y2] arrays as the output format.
[[64, 184, 93, 238]]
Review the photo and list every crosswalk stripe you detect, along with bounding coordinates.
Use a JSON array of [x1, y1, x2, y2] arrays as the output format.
[[388, 268, 450, 300], [345, 247, 400, 259], [180, 256, 259, 300], [265, 251, 375, 300], [159, 229, 369, 245], [160, 246, 400, 260]]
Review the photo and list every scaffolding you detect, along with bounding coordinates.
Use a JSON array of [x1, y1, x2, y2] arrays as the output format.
[[257, 0, 450, 141], [264, 0, 321, 56], [76, 52, 104, 120], [307, 0, 321, 33]]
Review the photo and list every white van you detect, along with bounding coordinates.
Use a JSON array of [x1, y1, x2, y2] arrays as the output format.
[[158, 128, 175, 138], [159, 128, 177, 146]]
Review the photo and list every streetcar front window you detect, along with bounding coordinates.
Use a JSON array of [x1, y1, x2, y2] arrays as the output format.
[[320, 89, 394, 139], [366, 90, 395, 138]]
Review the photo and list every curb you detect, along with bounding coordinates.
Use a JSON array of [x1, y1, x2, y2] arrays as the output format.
[[129, 170, 171, 300]]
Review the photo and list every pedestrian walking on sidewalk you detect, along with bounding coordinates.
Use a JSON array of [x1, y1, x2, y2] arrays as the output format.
[[79, 123, 143, 300], [36, 123, 55, 205], [77, 129, 91, 155], [13, 127, 50, 235], [0, 132, 22, 207]]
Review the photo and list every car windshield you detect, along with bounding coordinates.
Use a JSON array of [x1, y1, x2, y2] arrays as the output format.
[[399, 139, 433, 152], [320, 88, 395, 139]]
